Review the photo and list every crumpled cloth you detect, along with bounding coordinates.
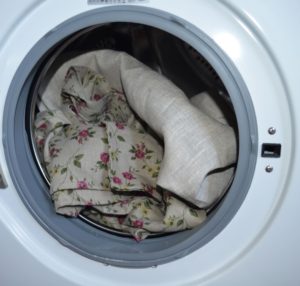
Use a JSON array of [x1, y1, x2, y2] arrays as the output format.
[[35, 65, 206, 240], [34, 50, 236, 240]]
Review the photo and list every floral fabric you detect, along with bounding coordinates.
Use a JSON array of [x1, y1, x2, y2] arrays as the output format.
[[34, 65, 206, 240], [38, 50, 237, 209]]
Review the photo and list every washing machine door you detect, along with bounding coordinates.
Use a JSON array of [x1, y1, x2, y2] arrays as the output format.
[[0, 0, 299, 285]]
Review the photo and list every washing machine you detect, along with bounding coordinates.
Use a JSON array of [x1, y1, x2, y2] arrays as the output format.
[[0, 0, 299, 285]]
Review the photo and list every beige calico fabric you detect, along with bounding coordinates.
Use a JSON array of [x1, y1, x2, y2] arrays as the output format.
[[34, 50, 236, 239]]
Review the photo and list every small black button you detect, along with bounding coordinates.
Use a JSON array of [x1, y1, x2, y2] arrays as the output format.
[[261, 143, 281, 158]]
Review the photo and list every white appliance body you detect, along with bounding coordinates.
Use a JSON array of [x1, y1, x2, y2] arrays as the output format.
[[0, 0, 299, 285]]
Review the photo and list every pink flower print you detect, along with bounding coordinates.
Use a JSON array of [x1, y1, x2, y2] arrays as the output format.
[[130, 142, 148, 160], [144, 185, 154, 195], [79, 129, 89, 138], [112, 176, 122, 185], [115, 122, 125, 130], [37, 138, 45, 146], [93, 93, 103, 101], [77, 129, 90, 144], [49, 147, 60, 158], [77, 179, 88, 189], [120, 199, 130, 207], [135, 149, 145, 159], [118, 216, 125, 224], [76, 100, 87, 112], [113, 90, 125, 102], [132, 219, 144, 228], [100, 152, 110, 164], [38, 122, 47, 130], [134, 142, 146, 159], [122, 171, 135, 180], [85, 200, 93, 207]]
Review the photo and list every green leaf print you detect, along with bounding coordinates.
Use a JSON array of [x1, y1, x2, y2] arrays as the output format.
[[88, 74, 95, 82], [74, 160, 81, 168], [189, 208, 199, 217], [54, 122, 63, 129], [75, 154, 84, 160], [152, 172, 159, 178], [143, 200, 152, 210], [110, 149, 121, 161], [117, 135, 125, 142], [177, 219, 184, 227], [61, 167, 67, 174], [101, 137, 108, 144]]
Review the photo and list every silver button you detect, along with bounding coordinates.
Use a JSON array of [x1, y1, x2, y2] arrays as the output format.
[[265, 165, 274, 173], [268, 127, 276, 135]]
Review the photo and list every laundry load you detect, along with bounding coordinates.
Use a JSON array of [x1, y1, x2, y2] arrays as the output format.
[[34, 50, 236, 240]]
